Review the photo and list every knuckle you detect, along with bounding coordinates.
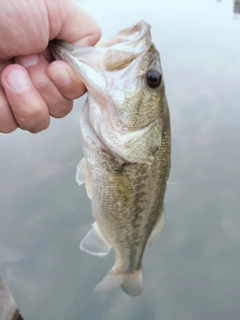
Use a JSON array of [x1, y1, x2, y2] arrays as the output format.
[[0, 123, 17, 133], [17, 104, 44, 121], [15, 103, 50, 132], [29, 120, 50, 134], [60, 81, 86, 100], [50, 100, 73, 118], [20, 115, 50, 133]]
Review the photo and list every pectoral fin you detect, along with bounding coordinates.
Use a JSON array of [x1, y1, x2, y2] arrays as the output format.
[[76, 158, 93, 199], [148, 209, 165, 246], [76, 158, 86, 185], [80, 222, 111, 257]]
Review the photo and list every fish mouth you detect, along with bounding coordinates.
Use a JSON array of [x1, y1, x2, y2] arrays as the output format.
[[51, 21, 152, 96], [96, 20, 151, 47]]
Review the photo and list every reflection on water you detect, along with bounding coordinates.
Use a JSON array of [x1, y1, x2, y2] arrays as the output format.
[[0, 0, 240, 319], [217, 0, 240, 15], [234, 0, 240, 14]]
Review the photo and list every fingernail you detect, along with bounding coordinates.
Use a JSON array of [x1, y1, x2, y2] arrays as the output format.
[[18, 54, 39, 67], [6, 69, 30, 92], [50, 69, 71, 86]]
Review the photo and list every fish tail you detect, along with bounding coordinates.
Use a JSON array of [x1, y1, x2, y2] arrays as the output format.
[[95, 267, 143, 297]]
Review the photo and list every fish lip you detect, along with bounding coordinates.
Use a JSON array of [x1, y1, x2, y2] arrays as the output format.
[[51, 21, 153, 103], [51, 20, 152, 70], [52, 19, 151, 50]]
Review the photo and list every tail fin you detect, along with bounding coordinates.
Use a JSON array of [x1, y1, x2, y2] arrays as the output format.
[[95, 268, 143, 297], [121, 269, 143, 296]]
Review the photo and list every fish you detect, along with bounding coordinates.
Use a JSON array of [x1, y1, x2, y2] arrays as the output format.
[[0, 276, 24, 320], [52, 20, 171, 297]]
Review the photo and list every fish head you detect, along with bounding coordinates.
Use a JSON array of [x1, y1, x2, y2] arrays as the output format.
[[52, 21, 165, 130]]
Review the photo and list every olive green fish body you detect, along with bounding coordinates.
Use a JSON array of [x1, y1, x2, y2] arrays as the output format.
[[52, 20, 171, 296]]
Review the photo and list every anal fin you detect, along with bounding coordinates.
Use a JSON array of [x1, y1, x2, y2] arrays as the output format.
[[80, 222, 111, 257]]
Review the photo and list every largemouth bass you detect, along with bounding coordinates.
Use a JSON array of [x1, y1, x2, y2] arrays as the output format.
[[52, 20, 171, 297]]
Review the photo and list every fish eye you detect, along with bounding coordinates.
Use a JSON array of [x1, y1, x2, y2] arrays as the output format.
[[146, 69, 162, 89]]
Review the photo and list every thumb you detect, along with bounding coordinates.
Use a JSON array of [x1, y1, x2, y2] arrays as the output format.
[[47, 0, 101, 46]]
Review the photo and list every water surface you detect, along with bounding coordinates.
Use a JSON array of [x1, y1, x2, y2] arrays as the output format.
[[0, 0, 240, 319]]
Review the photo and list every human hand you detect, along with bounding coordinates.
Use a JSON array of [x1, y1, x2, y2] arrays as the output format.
[[0, 0, 101, 133]]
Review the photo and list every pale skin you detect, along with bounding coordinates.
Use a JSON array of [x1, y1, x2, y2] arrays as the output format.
[[0, 0, 101, 133]]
